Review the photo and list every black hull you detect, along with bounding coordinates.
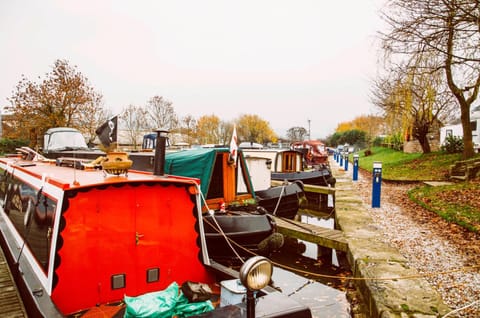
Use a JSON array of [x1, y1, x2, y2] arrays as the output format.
[[271, 169, 335, 187], [255, 182, 304, 219], [202, 212, 278, 258]]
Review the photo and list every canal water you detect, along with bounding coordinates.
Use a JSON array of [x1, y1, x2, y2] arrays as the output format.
[[271, 265, 351, 318], [218, 192, 352, 317], [267, 206, 352, 318]]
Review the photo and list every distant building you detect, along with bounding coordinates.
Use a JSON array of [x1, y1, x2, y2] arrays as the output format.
[[439, 105, 480, 151]]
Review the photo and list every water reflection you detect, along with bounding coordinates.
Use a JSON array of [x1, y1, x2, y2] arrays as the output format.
[[269, 211, 351, 289], [299, 214, 339, 266], [271, 266, 351, 318]]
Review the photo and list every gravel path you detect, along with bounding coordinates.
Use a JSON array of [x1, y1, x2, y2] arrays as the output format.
[[340, 163, 480, 318]]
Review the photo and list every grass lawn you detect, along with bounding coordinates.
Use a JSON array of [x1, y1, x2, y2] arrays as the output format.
[[346, 147, 479, 233], [353, 147, 463, 181]]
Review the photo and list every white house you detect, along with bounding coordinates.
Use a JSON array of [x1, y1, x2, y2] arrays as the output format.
[[440, 106, 480, 150]]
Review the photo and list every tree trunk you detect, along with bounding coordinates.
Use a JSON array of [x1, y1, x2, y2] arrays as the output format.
[[444, 12, 477, 159], [460, 104, 474, 159], [414, 123, 431, 154], [418, 135, 431, 153]]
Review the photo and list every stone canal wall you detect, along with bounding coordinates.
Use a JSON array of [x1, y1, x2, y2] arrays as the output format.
[[330, 159, 451, 318]]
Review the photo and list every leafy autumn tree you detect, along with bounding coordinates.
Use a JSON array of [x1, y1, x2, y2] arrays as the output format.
[[7, 59, 104, 147], [120, 104, 149, 150], [196, 114, 221, 144], [236, 114, 276, 144], [286, 126, 307, 142], [380, 0, 480, 158], [333, 115, 385, 149], [335, 122, 355, 133], [337, 115, 385, 137], [145, 95, 178, 132]]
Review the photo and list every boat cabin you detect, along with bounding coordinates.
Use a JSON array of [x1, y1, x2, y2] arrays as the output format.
[[164, 148, 256, 211], [291, 140, 329, 166], [273, 149, 306, 173]]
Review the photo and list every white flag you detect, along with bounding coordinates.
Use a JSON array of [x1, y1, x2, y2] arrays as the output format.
[[229, 125, 238, 166]]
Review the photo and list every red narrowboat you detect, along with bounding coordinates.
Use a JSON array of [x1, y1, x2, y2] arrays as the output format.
[[0, 148, 312, 317]]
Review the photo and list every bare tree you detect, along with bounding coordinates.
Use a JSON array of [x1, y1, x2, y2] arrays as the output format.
[[145, 95, 178, 131], [179, 114, 197, 145], [218, 121, 234, 146], [75, 93, 112, 146], [120, 104, 148, 150], [371, 57, 457, 153], [380, 0, 480, 158], [286, 127, 307, 142]]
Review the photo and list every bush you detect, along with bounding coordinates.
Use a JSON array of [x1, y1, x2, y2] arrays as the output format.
[[441, 135, 464, 153], [372, 136, 384, 147], [0, 138, 30, 155]]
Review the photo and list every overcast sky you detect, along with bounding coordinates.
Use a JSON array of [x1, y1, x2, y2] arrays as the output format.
[[0, 0, 386, 139]]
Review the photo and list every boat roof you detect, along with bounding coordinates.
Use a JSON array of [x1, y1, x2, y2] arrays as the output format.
[[165, 147, 247, 196], [292, 140, 325, 146], [239, 141, 264, 149], [0, 157, 199, 192], [44, 127, 82, 134]]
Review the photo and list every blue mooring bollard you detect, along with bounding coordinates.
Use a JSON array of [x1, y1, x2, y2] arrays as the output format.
[[353, 154, 359, 181], [344, 153, 349, 171], [372, 161, 382, 208], [339, 152, 343, 166]]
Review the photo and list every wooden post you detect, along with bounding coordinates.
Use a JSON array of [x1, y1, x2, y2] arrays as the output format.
[[317, 245, 332, 264]]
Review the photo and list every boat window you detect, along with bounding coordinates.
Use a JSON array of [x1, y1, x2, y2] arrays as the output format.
[[283, 152, 297, 172], [471, 121, 477, 131], [207, 155, 224, 199], [316, 145, 325, 152], [236, 157, 250, 195], [47, 130, 88, 150], [0, 170, 56, 273]]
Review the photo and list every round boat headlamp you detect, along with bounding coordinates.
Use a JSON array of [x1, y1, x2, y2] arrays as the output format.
[[239, 256, 273, 291]]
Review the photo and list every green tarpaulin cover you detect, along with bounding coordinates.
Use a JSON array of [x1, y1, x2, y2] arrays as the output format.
[[124, 282, 214, 318], [165, 148, 220, 196]]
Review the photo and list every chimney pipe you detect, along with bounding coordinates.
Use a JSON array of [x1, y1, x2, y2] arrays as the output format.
[[153, 129, 169, 176]]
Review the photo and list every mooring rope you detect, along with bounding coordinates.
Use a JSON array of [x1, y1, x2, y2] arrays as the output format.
[[271, 182, 286, 216], [441, 299, 480, 317], [199, 190, 245, 263]]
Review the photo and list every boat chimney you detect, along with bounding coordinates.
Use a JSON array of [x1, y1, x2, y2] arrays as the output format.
[[153, 129, 169, 176]]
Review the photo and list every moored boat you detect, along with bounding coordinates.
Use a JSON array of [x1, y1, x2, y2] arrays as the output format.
[[0, 147, 311, 318], [243, 154, 305, 220], [243, 148, 336, 211], [242, 148, 335, 188], [164, 147, 284, 258], [291, 140, 329, 166], [270, 149, 335, 210]]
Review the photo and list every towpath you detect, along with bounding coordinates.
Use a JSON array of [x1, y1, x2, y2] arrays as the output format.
[[331, 157, 480, 317]]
